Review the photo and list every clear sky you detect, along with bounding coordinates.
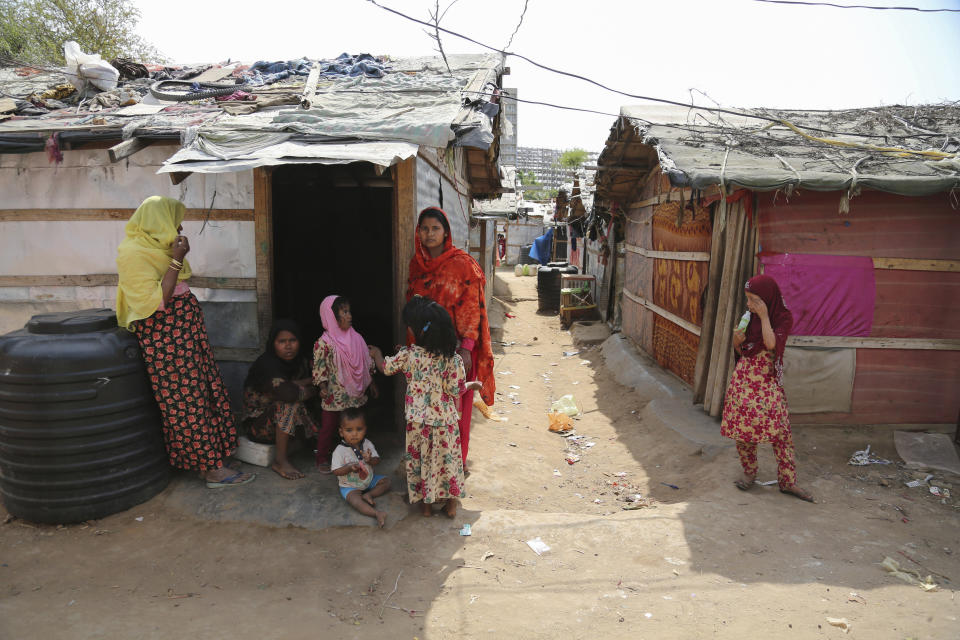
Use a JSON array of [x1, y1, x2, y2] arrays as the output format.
[[132, 0, 960, 152]]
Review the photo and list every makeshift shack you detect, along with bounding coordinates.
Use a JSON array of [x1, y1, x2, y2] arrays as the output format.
[[594, 104, 960, 426], [0, 52, 507, 426]]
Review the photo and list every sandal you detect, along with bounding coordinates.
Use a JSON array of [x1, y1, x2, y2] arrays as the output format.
[[734, 475, 756, 491], [206, 471, 256, 488], [779, 485, 815, 503]]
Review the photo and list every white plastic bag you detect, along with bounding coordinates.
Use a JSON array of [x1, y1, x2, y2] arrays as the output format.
[[64, 41, 119, 92]]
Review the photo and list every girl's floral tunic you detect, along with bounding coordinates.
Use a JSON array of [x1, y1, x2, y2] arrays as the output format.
[[382, 345, 466, 504]]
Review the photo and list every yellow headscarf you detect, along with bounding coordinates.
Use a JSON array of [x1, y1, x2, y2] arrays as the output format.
[[116, 196, 192, 330]]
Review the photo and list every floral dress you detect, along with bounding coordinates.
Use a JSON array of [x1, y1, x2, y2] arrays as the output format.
[[382, 345, 466, 504], [312, 340, 371, 410], [720, 350, 797, 487], [132, 292, 236, 471], [242, 374, 318, 443]]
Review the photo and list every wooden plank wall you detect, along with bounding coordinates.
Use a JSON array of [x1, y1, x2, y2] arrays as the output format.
[[758, 189, 960, 424], [621, 170, 670, 357]]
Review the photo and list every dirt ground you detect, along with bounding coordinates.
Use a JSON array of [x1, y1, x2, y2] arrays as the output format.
[[2, 267, 959, 639]]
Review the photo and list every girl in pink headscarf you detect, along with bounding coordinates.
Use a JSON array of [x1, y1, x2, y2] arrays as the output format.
[[313, 295, 377, 473]]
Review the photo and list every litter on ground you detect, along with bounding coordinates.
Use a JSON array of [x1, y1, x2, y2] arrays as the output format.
[[848, 444, 891, 466], [526, 538, 551, 556]]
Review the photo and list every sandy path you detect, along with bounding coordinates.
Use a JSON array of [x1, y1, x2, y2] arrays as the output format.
[[2, 267, 958, 639]]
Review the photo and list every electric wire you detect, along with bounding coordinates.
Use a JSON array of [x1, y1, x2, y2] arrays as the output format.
[[753, 0, 960, 12], [365, 0, 956, 144]]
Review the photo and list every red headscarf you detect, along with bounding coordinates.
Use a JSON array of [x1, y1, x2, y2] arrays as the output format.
[[407, 207, 495, 405], [742, 274, 793, 386]]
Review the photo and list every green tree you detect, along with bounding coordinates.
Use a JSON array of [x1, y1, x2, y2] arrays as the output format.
[[555, 148, 589, 171], [0, 0, 163, 64]]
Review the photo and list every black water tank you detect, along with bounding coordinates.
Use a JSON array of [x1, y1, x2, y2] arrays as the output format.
[[537, 266, 561, 312], [0, 309, 170, 523]]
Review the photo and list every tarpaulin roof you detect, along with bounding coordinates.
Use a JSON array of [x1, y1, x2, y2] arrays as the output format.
[[0, 52, 505, 192], [595, 104, 960, 200]]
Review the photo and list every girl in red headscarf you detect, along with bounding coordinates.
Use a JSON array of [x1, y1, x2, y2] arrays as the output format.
[[720, 274, 814, 502], [407, 207, 495, 472]]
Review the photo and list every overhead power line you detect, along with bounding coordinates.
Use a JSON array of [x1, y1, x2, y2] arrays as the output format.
[[365, 0, 954, 142], [753, 0, 960, 12]]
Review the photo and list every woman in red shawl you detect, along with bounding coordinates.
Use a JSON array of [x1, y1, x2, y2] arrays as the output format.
[[407, 207, 495, 472], [720, 275, 814, 502]]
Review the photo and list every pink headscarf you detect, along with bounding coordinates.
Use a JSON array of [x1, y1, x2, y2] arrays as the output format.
[[319, 295, 372, 397]]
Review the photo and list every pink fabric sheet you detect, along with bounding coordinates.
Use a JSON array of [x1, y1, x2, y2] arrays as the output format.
[[759, 253, 874, 337]]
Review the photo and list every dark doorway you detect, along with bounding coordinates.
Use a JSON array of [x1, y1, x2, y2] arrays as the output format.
[[271, 164, 396, 438]]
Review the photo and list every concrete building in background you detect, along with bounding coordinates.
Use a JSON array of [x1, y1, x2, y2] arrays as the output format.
[[501, 87, 518, 168], [518, 147, 599, 190]]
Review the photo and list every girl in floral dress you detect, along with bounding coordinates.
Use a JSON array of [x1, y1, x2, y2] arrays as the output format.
[[369, 297, 482, 518], [720, 275, 814, 503], [313, 295, 377, 473]]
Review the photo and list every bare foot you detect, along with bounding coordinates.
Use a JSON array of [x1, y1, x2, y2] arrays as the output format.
[[734, 474, 756, 491], [315, 462, 332, 475], [362, 493, 376, 507], [376, 511, 387, 528], [780, 485, 815, 503], [443, 498, 458, 519], [271, 460, 304, 480], [420, 503, 433, 517]]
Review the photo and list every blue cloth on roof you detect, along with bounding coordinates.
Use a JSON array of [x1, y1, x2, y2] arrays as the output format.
[[529, 228, 553, 265], [318, 53, 389, 78]]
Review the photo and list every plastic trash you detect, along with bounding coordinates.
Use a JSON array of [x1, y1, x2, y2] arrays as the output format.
[[459, 524, 472, 536], [848, 444, 891, 466], [526, 537, 550, 555], [565, 453, 581, 464], [880, 556, 938, 591], [550, 394, 582, 417], [930, 486, 951, 498], [548, 411, 574, 432], [64, 41, 119, 92], [905, 474, 934, 488]]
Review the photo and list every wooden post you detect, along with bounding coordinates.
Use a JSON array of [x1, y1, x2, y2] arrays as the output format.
[[392, 157, 417, 432], [692, 200, 726, 404], [108, 137, 153, 163], [253, 167, 274, 345], [706, 200, 749, 417]]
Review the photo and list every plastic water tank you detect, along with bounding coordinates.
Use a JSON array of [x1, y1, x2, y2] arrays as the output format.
[[537, 265, 579, 312], [0, 309, 170, 523]]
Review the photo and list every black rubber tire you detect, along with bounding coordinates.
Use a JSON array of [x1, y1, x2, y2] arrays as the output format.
[[149, 80, 243, 102]]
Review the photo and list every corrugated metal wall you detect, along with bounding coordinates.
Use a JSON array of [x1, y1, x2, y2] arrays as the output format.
[[758, 189, 960, 425]]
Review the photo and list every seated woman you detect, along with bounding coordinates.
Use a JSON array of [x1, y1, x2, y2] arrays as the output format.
[[242, 320, 319, 480]]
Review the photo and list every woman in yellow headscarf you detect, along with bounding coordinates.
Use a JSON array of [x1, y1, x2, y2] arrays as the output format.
[[117, 196, 255, 488]]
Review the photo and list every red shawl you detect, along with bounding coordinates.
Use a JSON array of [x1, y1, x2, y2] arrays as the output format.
[[407, 207, 495, 405], [742, 274, 793, 386]]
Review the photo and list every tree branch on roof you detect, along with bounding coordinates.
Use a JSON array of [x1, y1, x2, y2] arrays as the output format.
[[425, 0, 459, 75]]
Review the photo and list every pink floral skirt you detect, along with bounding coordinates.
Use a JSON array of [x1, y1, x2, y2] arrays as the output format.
[[720, 351, 791, 444], [404, 420, 465, 504]]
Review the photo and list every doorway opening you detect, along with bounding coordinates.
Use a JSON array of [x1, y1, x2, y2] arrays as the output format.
[[271, 163, 396, 441]]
